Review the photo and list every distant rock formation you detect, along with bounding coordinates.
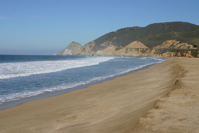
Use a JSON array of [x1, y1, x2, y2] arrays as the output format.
[[114, 41, 149, 57], [56, 42, 82, 55], [153, 40, 195, 49], [79, 41, 96, 56], [93, 41, 149, 56], [96, 44, 116, 56], [154, 40, 198, 57], [149, 40, 198, 57], [125, 41, 149, 49], [56, 40, 199, 58]]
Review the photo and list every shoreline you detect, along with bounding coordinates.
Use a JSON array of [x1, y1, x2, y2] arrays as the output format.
[[0, 57, 199, 133], [0, 60, 163, 110]]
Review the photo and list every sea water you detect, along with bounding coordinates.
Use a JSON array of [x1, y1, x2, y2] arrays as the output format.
[[0, 55, 164, 109]]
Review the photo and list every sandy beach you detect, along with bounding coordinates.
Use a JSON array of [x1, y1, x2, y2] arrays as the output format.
[[0, 57, 199, 133]]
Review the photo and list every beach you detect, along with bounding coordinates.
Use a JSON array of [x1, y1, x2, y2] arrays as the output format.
[[0, 57, 199, 133]]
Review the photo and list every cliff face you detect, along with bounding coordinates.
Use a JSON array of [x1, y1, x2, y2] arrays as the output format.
[[114, 41, 149, 57], [78, 41, 96, 56], [56, 42, 82, 55], [57, 40, 199, 58], [149, 40, 198, 57], [85, 41, 150, 57]]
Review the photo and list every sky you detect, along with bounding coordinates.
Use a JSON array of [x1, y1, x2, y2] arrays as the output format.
[[0, 0, 199, 55]]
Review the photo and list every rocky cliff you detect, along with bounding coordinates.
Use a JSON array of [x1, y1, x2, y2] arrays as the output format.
[[149, 40, 198, 57], [57, 40, 199, 58], [56, 42, 82, 55]]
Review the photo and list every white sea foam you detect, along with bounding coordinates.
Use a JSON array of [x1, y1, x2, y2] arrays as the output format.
[[0, 56, 114, 79]]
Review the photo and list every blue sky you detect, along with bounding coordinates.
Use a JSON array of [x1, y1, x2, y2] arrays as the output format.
[[0, 0, 199, 55]]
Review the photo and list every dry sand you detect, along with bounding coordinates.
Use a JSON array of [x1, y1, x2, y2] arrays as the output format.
[[131, 58, 199, 133], [0, 58, 199, 133]]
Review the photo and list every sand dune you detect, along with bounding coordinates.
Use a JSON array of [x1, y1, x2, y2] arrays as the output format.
[[0, 58, 199, 133]]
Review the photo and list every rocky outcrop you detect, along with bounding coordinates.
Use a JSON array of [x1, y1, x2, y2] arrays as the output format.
[[78, 41, 96, 56], [56, 42, 82, 55], [114, 41, 149, 56], [96, 44, 116, 56], [152, 40, 195, 50], [57, 40, 199, 58], [125, 41, 149, 49], [162, 51, 194, 58], [95, 40, 199, 57], [94, 41, 149, 56], [149, 40, 198, 57]]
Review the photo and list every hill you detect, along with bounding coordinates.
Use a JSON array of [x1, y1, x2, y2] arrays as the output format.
[[57, 22, 199, 57], [139, 26, 199, 49], [56, 42, 82, 55], [88, 22, 198, 51]]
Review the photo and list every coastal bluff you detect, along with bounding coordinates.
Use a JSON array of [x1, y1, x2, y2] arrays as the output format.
[[57, 40, 199, 58], [56, 22, 199, 58], [56, 41, 82, 55]]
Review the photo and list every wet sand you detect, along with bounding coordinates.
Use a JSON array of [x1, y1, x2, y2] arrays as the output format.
[[0, 58, 198, 133]]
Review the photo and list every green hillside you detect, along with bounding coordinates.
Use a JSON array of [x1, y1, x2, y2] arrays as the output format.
[[87, 22, 198, 51], [139, 27, 199, 49]]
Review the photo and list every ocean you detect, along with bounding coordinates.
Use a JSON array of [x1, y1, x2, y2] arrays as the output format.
[[0, 55, 164, 109]]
